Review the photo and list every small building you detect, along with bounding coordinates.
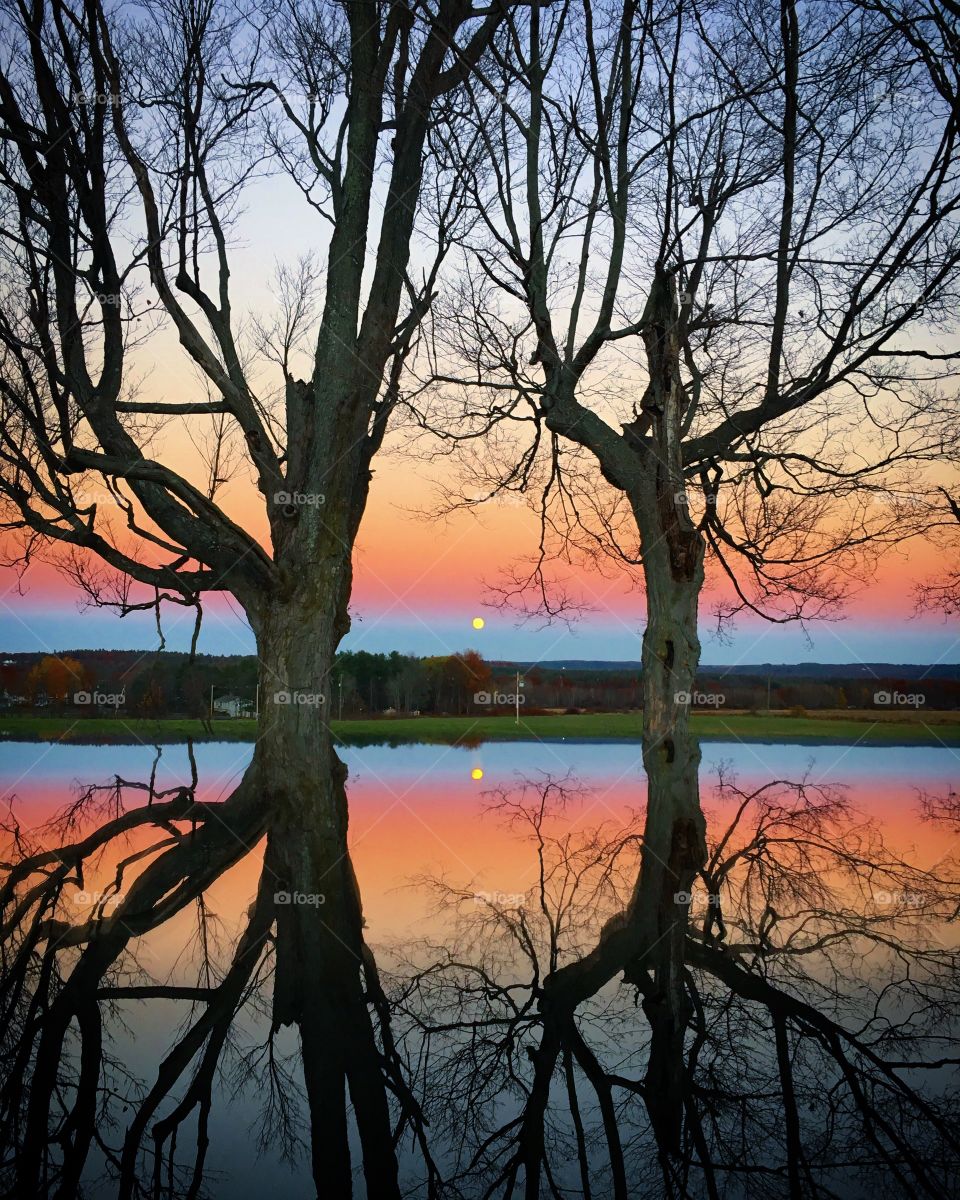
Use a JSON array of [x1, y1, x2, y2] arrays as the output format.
[[212, 694, 254, 718]]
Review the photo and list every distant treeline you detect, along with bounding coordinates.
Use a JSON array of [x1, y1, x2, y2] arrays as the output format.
[[0, 651, 258, 718], [1, 649, 958, 716]]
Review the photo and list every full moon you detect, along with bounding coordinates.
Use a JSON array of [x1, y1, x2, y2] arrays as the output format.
[[471, 768, 484, 780], [472, 616, 485, 629]]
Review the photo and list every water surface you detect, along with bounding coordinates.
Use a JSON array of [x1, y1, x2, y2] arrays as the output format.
[[2, 738, 957, 1197]]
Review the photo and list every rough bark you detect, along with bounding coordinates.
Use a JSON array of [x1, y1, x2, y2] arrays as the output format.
[[626, 268, 707, 1156]]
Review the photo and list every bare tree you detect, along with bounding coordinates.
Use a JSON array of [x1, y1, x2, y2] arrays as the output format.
[[0, 0, 510, 1192], [388, 771, 960, 1198], [408, 0, 960, 1150], [0, 748, 443, 1197], [915, 486, 960, 614]]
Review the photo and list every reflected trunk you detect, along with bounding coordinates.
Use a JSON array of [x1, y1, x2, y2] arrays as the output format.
[[9, 580, 405, 1198], [5, 735, 960, 1196], [253, 593, 402, 1199], [634, 534, 704, 1156]]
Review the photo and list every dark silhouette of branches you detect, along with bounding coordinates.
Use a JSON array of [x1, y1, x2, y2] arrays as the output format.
[[403, 2, 960, 1155], [0, 753, 439, 1198], [0, 0, 514, 1192], [386, 771, 960, 1198]]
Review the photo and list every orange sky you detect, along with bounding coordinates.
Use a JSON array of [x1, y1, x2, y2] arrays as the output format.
[[0, 234, 957, 665], [3, 436, 955, 665], [5, 741, 955, 955]]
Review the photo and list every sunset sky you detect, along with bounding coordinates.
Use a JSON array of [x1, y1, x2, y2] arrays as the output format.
[[1, 446, 956, 667], [1, 170, 957, 670], [7, 739, 954, 941]]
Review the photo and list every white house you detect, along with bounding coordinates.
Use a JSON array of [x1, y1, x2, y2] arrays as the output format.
[[212, 694, 253, 718]]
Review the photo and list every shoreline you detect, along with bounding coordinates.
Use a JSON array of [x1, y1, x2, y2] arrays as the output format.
[[2, 710, 958, 747]]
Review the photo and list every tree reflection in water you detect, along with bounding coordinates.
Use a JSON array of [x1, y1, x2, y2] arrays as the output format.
[[1, 753, 958, 1198]]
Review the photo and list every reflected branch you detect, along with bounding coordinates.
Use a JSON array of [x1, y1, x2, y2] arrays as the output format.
[[388, 771, 960, 1198]]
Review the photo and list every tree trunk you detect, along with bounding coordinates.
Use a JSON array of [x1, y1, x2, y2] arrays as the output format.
[[626, 267, 708, 1156], [629, 487, 705, 1155], [252, 592, 402, 1200]]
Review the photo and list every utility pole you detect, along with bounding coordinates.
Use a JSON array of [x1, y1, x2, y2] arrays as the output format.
[[767, 675, 771, 711], [255, 683, 259, 720], [516, 670, 524, 725], [338, 676, 343, 721], [209, 685, 214, 721]]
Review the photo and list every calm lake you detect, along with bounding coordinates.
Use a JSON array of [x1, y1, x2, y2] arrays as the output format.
[[2, 738, 958, 1197]]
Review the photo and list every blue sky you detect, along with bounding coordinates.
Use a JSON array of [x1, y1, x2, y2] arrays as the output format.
[[2, 596, 957, 668]]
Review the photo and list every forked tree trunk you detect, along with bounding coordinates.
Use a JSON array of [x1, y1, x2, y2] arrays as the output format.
[[538, 270, 709, 1166]]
